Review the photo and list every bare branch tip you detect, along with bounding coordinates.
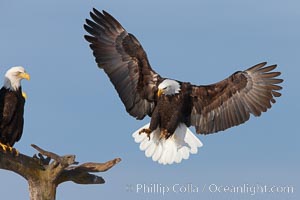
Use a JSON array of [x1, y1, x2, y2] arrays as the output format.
[[114, 158, 121, 164]]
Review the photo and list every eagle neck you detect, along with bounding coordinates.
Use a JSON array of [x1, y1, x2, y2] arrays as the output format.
[[3, 77, 21, 91]]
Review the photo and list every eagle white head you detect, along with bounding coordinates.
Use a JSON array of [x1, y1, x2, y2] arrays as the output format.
[[4, 66, 30, 91], [158, 79, 181, 96]]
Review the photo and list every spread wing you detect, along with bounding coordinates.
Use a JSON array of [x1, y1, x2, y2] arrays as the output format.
[[84, 9, 162, 119], [190, 62, 283, 134]]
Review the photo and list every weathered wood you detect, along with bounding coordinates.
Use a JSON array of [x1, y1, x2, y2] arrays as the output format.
[[0, 144, 121, 200]]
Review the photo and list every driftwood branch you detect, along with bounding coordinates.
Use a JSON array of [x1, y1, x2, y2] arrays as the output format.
[[0, 144, 121, 200]]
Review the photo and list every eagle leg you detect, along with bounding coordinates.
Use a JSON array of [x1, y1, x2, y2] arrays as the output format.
[[159, 128, 172, 140], [139, 128, 152, 140]]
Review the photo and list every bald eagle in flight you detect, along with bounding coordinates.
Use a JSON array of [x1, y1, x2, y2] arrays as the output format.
[[84, 9, 283, 165], [0, 66, 30, 153]]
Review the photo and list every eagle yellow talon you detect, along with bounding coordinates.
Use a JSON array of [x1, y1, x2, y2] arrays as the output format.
[[7, 145, 13, 152], [0, 143, 19, 155], [159, 129, 171, 140], [139, 128, 152, 140], [0, 143, 8, 152]]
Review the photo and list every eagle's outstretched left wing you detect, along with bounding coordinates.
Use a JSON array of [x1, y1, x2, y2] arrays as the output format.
[[84, 9, 162, 119], [190, 62, 283, 134]]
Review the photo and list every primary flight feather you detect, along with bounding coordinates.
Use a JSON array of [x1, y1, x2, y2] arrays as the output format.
[[84, 9, 283, 165]]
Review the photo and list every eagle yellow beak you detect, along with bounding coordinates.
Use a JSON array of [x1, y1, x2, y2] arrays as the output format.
[[19, 72, 30, 80], [157, 89, 163, 97]]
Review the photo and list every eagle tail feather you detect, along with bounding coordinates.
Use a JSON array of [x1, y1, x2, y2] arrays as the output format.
[[132, 123, 203, 165]]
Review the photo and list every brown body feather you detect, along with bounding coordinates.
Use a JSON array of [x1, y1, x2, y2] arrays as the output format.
[[0, 87, 25, 146], [149, 83, 193, 137]]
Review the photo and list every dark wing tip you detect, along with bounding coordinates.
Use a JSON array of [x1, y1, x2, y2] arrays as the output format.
[[260, 61, 268, 65], [85, 18, 96, 28], [102, 10, 109, 16], [272, 91, 282, 97], [84, 35, 96, 43], [246, 62, 267, 72], [102, 10, 124, 30], [83, 23, 88, 31], [92, 8, 103, 16], [83, 23, 91, 33]]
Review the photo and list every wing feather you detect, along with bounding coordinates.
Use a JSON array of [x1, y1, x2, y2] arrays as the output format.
[[84, 9, 162, 119], [0, 90, 18, 129], [190, 62, 283, 134]]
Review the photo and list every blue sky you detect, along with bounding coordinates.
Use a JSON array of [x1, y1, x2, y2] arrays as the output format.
[[0, 0, 299, 199]]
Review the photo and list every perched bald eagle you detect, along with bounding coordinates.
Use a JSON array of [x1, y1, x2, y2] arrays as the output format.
[[84, 9, 283, 165], [0, 66, 30, 153]]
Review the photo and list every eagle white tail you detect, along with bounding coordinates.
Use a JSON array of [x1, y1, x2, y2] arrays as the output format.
[[132, 123, 203, 165]]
